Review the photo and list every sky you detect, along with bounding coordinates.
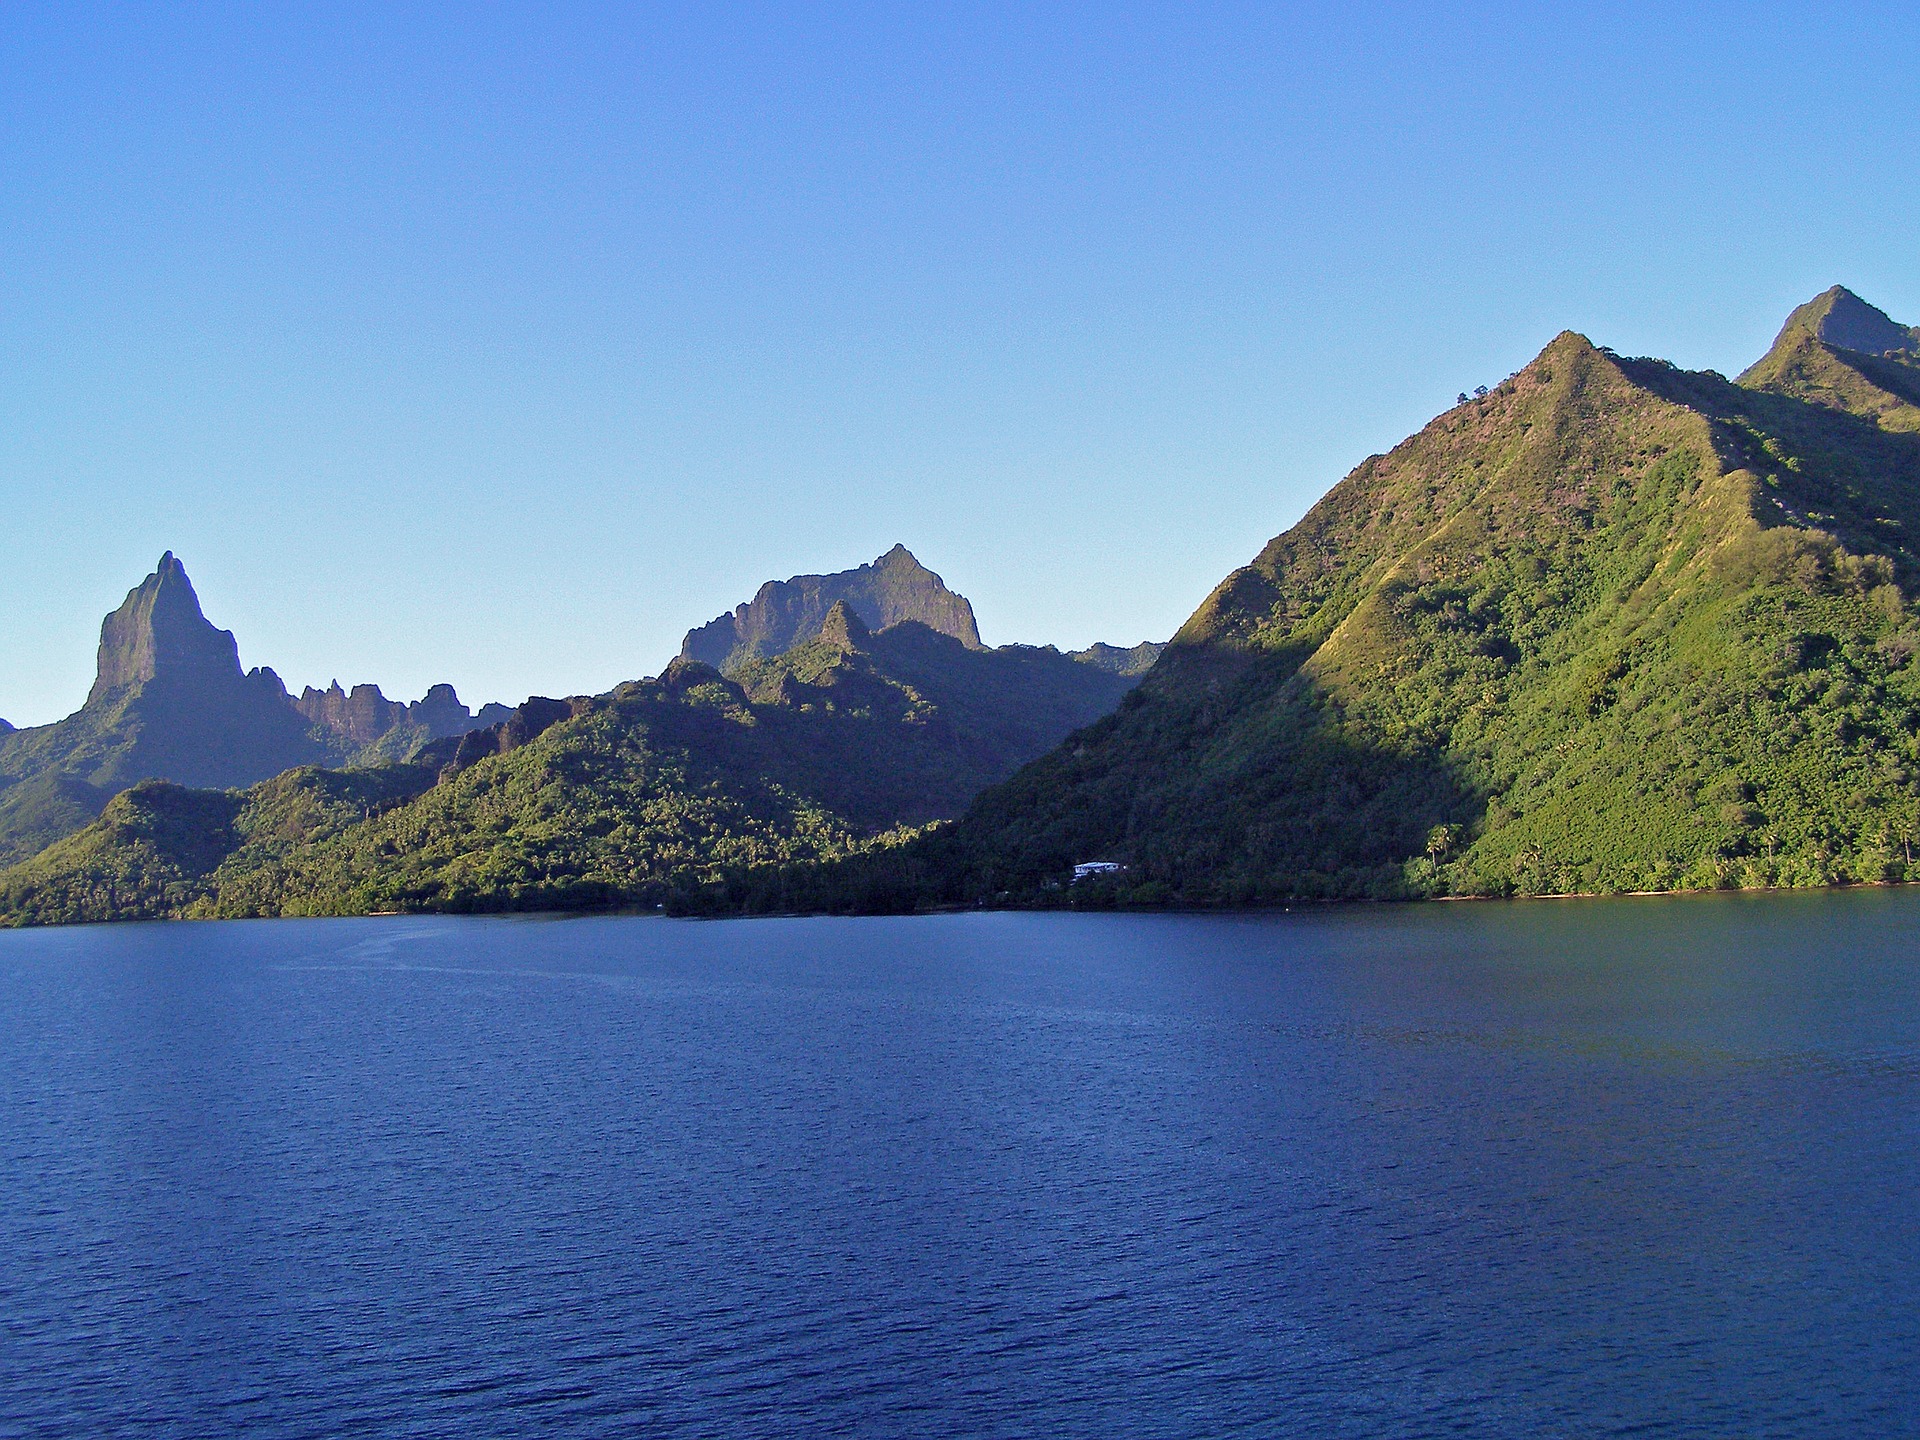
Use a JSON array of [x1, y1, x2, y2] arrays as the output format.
[[3, 3, 1917, 726]]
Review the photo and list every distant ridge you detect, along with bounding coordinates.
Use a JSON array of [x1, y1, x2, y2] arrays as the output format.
[[295, 681, 511, 756], [0, 594, 1147, 924], [681, 545, 983, 674], [1067, 641, 1164, 677], [1740, 286, 1920, 434]]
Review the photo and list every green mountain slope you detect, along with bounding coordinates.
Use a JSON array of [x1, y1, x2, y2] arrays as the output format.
[[19, 292, 1917, 922], [0, 768, 433, 927], [762, 292, 1920, 910], [0, 603, 1141, 923]]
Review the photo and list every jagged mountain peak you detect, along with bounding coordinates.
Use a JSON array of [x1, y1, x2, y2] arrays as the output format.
[[680, 545, 983, 674], [292, 677, 499, 749], [89, 552, 244, 704]]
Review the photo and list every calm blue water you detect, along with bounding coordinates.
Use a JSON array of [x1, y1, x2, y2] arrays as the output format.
[[2, 893, 1917, 1438]]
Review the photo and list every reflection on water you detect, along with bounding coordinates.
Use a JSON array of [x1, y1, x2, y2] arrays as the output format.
[[1, 890, 1916, 1437]]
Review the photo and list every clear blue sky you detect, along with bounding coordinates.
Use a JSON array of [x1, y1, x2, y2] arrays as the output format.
[[3, 3, 1916, 725]]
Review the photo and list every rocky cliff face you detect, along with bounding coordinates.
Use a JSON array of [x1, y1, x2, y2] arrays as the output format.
[[0, 555, 331, 864], [296, 682, 402, 744], [681, 545, 984, 674], [89, 552, 251, 702], [294, 679, 496, 748], [412, 696, 582, 777]]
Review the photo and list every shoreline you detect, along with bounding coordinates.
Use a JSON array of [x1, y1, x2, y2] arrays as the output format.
[[5, 873, 1914, 931]]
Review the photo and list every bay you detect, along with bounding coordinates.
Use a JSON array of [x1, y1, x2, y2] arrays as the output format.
[[1, 891, 1916, 1437]]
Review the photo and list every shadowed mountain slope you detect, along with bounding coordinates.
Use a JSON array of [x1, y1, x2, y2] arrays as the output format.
[[726, 601, 1139, 817], [1753, 285, 1919, 363], [1739, 286, 1920, 434]]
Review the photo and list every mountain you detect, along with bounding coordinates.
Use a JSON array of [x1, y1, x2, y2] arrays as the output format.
[[28, 288, 1920, 923], [0, 555, 329, 865], [0, 768, 437, 927], [0, 601, 1142, 922], [0, 555, 503, 866], [683, 542, 1163, 681], [681, 545, 984, 672], [725, 601, 1141, 817], [746, 289, 1920, 911], [0, 540, 1159, 921]]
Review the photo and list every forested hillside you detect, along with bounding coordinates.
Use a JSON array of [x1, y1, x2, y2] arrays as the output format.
[[1, 603, 1138, 923], [719, 288, 1920, 911]]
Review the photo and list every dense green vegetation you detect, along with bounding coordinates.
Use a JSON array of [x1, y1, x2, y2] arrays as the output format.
[[9, 286, 1920, 925], [0, 610, 1135, 923], [690, 292, 1920, 913], [0, 664, 327, 868], [0, 768, 429, 926]]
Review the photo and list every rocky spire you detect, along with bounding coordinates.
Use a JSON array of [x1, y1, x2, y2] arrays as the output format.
[[818, 599, 870, 650], [88, 553, 244, 704]]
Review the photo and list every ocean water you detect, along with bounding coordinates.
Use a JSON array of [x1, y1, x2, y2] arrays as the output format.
[[1, 893, 1916, 1438]]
